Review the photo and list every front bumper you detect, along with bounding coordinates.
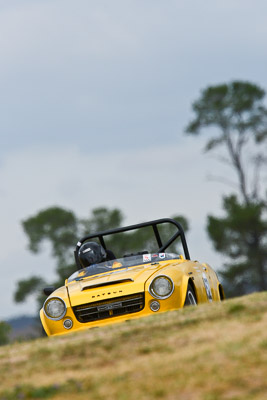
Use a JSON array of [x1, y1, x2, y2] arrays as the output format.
[[40, 287, 183, 336]]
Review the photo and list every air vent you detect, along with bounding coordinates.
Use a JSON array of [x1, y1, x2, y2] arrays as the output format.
[[73, 293, 144, 323]]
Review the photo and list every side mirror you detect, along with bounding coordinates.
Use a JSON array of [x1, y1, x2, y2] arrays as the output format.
[[43, 287, 56, 296]]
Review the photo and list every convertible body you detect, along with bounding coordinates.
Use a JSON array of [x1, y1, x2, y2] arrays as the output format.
[[40, 219, 224, 336]]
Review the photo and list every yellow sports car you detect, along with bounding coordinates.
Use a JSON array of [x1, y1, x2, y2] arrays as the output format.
[[40, 218, 225, 336]]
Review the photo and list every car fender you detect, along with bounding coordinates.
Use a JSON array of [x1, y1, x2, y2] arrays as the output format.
[[144, 264, 192, 309], [40, 286, 71, 336]]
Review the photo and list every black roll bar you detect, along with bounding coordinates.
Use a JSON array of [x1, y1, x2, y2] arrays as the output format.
[[74, 218, 190, 270]]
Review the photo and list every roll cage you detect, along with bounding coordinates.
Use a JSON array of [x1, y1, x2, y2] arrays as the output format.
[[74, 218, 190, 270]]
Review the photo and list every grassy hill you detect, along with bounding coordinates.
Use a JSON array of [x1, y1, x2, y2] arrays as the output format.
[[0, 292, 267, 400]]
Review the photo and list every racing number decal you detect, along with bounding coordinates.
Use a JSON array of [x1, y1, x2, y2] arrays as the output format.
[[202, 272, 213, 302]]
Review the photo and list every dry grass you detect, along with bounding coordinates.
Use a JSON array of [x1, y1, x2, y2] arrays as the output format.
[[1, 292, 267, 400]]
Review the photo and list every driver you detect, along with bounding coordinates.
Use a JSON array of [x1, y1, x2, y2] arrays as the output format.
[[78, 242, 107, 268]]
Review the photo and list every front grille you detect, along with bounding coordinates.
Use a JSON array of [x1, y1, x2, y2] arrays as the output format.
[[73, 293, 145, 323]]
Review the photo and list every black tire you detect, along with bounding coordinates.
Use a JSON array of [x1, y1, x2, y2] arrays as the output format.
[[184, 283, 197, 306]]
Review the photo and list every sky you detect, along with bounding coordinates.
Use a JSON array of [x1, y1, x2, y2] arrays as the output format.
[[1, 0, 267, 320]]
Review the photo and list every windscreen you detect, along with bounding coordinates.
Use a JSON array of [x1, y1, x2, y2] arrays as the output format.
[[68, 252, 180, 283]]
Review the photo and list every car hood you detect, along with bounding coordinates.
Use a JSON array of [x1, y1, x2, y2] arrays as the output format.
[[66, 262, 173, 307]]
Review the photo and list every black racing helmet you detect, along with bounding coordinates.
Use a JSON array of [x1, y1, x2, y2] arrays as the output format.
[[78, 241, 107, 268]]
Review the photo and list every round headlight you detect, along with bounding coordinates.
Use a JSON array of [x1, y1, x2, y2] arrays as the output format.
[[149, 276, 174, 299], [44, 297, 66, 320]]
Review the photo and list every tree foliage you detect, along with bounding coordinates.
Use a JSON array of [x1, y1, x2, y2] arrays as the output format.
[[0, 321, 11, 346], [14, 277, 46, 303], [208, 195, 267, 296], [23, 207, 78, 269], [186, 80, 267, 296], [15, 206, 188, 309]]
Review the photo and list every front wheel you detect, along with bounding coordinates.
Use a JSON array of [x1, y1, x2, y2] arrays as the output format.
[[184, 283, 197, 306]]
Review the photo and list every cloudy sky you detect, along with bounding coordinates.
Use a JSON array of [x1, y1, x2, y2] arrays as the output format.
[[1, 0, 267, 319]]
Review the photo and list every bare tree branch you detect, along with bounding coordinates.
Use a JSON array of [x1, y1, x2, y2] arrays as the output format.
[[206, 174, 239, 190]]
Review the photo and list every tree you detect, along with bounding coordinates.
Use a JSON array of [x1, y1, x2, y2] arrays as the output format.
[[15, 206, 188, 309], [186, 80, 267, 296], [0, 321, 11, 346], [14, 207, 123, 309], [207, 196, 267, 296]]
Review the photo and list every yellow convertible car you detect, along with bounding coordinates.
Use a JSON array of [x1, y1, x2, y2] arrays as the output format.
[[40, 218, 225, 336]]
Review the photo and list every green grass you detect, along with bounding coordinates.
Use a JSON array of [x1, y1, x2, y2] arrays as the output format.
[[0, 292, 267, 400]]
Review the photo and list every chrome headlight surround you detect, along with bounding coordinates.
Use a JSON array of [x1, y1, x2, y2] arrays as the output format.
[[149, 275, 174, 299], [43, 297, 67, 321]]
